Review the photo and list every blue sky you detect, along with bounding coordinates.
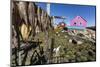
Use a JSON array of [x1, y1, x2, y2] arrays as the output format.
[[36, 2, 96, 27]]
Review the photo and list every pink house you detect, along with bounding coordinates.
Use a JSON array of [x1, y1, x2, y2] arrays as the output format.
[[70, 16, 87, 27]]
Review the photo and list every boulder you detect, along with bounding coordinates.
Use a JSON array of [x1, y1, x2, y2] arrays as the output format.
[[69, 39, 77, 44], [69, 38, 83, 45], [77, 41, 83, 44], [64, 35, 67, 38], [72, 39, 77, 44], [69, 39, 72, 43]]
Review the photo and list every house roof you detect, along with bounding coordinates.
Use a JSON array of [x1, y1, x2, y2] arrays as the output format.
[[71, 16, 87, 23], [70, 16, 87, 27]]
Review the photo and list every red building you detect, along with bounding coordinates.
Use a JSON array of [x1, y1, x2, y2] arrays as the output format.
[[59, 22, 66, 28]]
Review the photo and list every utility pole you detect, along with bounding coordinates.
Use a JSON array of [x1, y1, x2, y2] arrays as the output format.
[[47, 3, 50, 15]]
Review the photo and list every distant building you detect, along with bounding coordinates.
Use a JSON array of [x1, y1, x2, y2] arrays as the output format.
[[59, 22, 66, 28], [70, 16, 87, 27]]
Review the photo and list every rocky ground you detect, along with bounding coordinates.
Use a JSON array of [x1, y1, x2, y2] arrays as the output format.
[[11, 28, 96, 66], [51, 28, 96, 63]]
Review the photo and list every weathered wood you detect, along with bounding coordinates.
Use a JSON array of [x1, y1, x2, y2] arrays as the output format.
[[28, 2, 36, 37], [12, 1, 53, 65], [12, 1, 53, 40]]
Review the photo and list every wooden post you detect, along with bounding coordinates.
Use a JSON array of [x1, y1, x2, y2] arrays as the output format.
[[50, 38, 54, 63]]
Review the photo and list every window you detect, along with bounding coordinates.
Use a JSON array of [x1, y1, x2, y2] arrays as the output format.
[[74, 22, 76, 25], [80, 22, 82, 25]]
